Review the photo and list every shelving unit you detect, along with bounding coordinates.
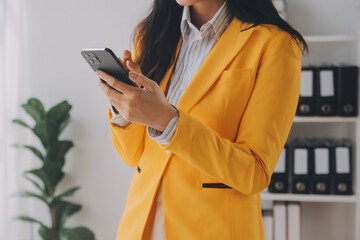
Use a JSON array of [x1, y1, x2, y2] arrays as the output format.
[[294, 116, 358, 123], [261, 192, 357, 203], [262, 0, 360, 239]]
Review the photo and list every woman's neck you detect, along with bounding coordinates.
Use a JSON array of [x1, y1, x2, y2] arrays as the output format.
[[190, 0, 226, 30]]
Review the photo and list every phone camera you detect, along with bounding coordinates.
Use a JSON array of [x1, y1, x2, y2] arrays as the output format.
[[88, 58, 101, 65], [84, 53, 90, 58], [89, 53, 96, 57]]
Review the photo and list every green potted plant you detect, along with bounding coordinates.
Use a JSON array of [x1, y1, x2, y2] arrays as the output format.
[[12, 97, 95, 240]]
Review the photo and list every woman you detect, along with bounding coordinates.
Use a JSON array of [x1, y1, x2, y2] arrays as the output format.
[[96, 0, 308, 239]]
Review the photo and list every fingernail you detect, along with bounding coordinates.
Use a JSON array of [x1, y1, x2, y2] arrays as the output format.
[[96, 70, 101, 75], [130, 72, 137, 78]]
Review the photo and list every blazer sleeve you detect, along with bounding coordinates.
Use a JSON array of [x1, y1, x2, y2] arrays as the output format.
[[108, 107, 146, 167], [107, 40, 147, 167], [159, 32, 302, 196]]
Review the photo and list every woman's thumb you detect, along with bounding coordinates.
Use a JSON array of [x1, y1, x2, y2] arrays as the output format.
[[126, 59, 142, 74], [124, 50, 142, 74]]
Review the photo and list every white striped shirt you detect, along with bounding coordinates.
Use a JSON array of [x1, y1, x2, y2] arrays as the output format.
[[111, 2, 232, 145], [111, 2, 232, 239]]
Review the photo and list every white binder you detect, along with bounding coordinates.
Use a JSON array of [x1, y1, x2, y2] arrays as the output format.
[[273, 202, 287, 240], [262, 210, 273, 240], [287, 202, 302, 240]]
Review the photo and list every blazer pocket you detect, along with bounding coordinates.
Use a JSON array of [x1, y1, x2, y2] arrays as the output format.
[[218, 69, 252, 82], [202, 183, 233, 189]]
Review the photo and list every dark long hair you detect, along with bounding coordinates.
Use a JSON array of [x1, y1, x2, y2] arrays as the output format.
[[132, 0, 308, 85]]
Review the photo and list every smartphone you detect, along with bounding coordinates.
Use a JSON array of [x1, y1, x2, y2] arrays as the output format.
[[81, 48, 138, 91]]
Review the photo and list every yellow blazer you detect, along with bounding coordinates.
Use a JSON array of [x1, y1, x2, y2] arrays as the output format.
[[108, 17, 301, 240]]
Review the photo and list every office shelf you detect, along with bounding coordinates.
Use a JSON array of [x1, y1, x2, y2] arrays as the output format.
[[262, 0, 360, 239], [293, 116, 358, 123], [261, 192, 357, 203]]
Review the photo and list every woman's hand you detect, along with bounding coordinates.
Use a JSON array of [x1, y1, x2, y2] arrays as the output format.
[[111, 50, 142, 115], [96, 51, 178, 132]]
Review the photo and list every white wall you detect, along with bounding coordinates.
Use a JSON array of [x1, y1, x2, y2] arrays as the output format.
[[26, 0, 151, 239]]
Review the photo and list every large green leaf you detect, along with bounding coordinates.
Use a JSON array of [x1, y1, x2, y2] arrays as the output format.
[[28, 98, 45, 116], [28, 163, 66, 195], [54, 186, 81, 200], [12, 119, 31, 129], [53, 200, 82, 228], [26, 168, 55, 195], [39, 225, 57, 240], [22, 98, 45, 121], [46, 140, 73, 164], [59, 227, 95, 240], [13, 190, 48, 205], [14, 215, 47, 228], [43, 162, 65, 190], [23, 174, 44, 193], [59, 117, 70, 134], [47, 101, 72, 126], [32, 119, 60, 148], [12, 144, 45, 161]]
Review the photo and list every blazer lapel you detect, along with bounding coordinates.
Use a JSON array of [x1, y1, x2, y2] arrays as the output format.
[[177, 17, 256, 113]]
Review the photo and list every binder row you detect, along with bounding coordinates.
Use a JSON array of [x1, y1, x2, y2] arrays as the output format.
[[262, 202, 302, 240], [297, 65, 359, 117], [268, 137, 353, 195]]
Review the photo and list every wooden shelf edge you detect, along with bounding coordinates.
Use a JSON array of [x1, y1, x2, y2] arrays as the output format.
[[261, 192, 357, 203]]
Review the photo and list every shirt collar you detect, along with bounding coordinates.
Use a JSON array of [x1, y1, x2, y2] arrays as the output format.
[[180, 1, 231, 40]]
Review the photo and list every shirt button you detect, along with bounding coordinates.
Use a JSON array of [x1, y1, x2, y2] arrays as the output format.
[[166, 150, 170, 154], [184, 34, 189, 40], [180, 85, 186, 91], [192, 48, 198, 55]]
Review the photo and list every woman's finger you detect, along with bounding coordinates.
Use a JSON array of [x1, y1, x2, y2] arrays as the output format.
[[123, 50, 132, 62], [124, 50, 142, 74], [97, 76, 126, 103], [118, 57, 129, 72], [126, 60, 142, 74], [96, 70, 135, 96], [123, 50, 143, 88], [129, 72, 156, 92], [118, 55, 141, 88]]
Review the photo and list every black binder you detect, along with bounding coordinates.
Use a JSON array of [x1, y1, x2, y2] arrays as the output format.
[[290, 137, 313, 194], [269, 144, 289, 193], [310, 138, 332, 194], [337, 65, 359, 116], [332, 139, 353, 195], [315, 66, 339, 116], [297, 67, 317, 116]]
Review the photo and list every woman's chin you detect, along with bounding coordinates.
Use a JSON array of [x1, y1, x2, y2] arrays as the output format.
[[175, 0, 199, 7]]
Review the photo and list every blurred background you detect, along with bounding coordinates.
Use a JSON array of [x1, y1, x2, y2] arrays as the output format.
[[1, 0, 359, 239], [1, 0, 151, 239]]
